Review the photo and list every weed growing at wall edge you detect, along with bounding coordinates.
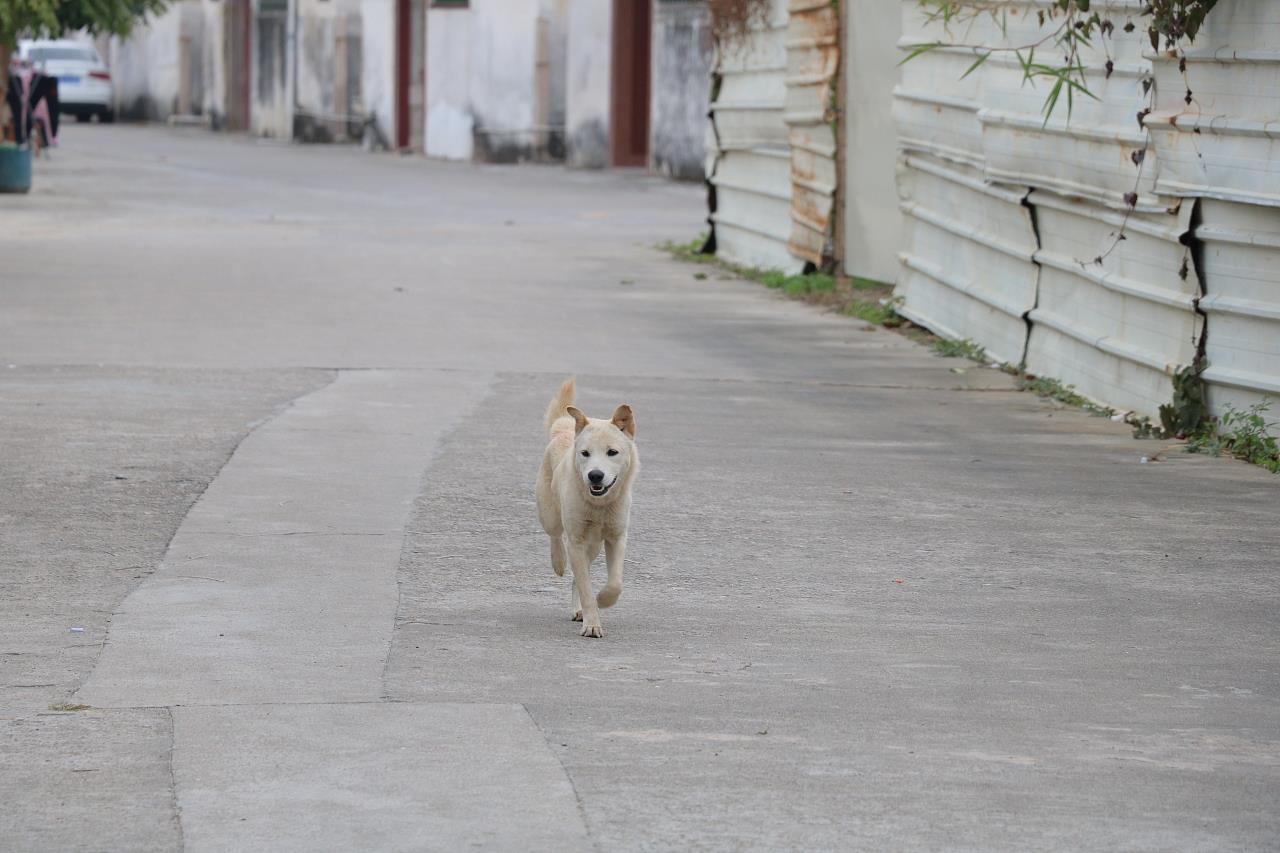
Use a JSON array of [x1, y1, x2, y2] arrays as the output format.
[[1187, 402, 1280, 473]]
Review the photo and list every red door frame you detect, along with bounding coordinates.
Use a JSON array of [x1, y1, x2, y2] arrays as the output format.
[[610, 0, 651, 167], [395, 0, 411, 149]]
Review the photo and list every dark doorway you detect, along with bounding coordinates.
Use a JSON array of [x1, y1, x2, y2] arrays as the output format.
[[610, 0, 651, 167]]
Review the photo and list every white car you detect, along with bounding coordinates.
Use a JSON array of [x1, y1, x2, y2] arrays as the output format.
[[18, 39, 114, 123]]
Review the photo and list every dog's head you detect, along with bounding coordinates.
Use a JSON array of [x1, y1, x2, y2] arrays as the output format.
[[565, 404, 637, 499]]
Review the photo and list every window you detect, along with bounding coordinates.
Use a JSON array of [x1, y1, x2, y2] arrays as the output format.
[[29, 47, 98, 63]]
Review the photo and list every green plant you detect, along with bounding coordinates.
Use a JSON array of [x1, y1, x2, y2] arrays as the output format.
[[931, 337, 987, 362], [1017, 373, 1114, 417], [1159, 360, 1209, 437], [759, 269, 836, 296], [1187, 402, 1280, 473], [658, 234, 714, 264], [843, 295, 904, 327]]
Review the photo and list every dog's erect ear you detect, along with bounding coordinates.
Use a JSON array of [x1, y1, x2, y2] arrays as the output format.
[[566, 406, 590, 435], [610, 404, 636, 438]]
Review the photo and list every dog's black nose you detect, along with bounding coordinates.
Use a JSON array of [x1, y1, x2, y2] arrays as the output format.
[[588, 469, 605, 485]]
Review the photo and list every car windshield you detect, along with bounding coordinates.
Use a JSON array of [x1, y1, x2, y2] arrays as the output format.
[[29, 47, 98, 63]]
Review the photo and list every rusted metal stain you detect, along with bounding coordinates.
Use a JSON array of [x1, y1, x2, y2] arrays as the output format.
[[784, 0, 839, 266]]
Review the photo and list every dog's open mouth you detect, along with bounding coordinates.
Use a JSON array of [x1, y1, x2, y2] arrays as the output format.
[[588, 480, 615, 497]]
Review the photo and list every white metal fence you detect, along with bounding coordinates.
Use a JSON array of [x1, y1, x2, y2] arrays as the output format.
[[892, 0, 1278, 417]]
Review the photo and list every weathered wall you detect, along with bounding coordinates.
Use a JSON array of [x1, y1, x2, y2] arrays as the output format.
[[108, 0, 253, 129], [426, 0, 565, 162], [359, 0, 395, 146], [109, 3, 187, 121], [650, 0, 712, 180], [250, 0, 291, 138], [842, 0, 901, 283], [293, 0, 363, 142], [565, 0, 611, 168]]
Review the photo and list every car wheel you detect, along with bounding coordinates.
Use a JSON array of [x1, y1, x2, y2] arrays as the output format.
[[75, 113, 89, 123]]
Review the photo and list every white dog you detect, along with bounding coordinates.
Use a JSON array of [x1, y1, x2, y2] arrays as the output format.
[[536, 378, 639, 638]]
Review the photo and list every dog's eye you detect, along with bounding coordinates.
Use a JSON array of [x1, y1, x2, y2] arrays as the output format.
[[581, 450, 590, 457], [607, 449, 619, 456]]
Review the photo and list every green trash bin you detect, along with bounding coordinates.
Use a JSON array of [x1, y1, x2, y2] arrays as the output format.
[[0, 144, 32, 194]]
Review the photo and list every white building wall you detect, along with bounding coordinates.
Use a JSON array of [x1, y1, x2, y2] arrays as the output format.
[[565, 0, 611, 168], [426, 0, 565, 162], [842, 0, 902, 284], [360, 0, 396, 147], [109, 3, 186, 120], [650, 0, 713, 180]]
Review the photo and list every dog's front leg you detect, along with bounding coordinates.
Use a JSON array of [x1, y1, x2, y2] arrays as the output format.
[[598, 535, 625, 609], [569, 545, 603, 638]]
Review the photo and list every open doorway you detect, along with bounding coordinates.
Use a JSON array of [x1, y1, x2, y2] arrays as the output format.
[[610, 0, 651, 167]]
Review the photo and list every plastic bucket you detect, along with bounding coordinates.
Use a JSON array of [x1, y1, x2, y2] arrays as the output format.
[[0, 145, 33, 193]]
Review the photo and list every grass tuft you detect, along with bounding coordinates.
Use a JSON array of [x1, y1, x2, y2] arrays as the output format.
[[931, 338, 988, 362]]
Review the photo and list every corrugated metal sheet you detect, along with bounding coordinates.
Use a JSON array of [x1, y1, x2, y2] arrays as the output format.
[[893, 6, 992, 168], [784, 0, 838, 265], [1196, 199, 1280, 412], [708, 0, 800, 271], [886, 0, 1279, 419], [976, 1, 1162, 212], [1025, 192, 1201, 415], [1146, 0, 1280, 208], [896, 153, 1038, 365], [890, 0, 1223, 418]]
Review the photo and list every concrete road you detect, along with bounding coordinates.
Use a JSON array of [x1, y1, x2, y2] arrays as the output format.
[[1, 125, 1277, 852]]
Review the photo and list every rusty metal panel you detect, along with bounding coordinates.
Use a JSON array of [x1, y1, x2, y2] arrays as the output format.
[[708, 0, 800, 271], [1025, 192, 1201, 415], [1196, 199, 1280, 414], [895, 154, 1039, 365], [784, 0, 838, 265]]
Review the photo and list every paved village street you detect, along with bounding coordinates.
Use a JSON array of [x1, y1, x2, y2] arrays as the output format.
[[2, 126, 1279, 851]]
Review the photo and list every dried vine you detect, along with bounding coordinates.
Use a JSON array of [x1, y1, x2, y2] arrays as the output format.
[[707, 0, 774, 51]]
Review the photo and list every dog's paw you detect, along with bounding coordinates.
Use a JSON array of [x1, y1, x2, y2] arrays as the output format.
[[579, 622, 604, 638], [571, 610, 583, 622]]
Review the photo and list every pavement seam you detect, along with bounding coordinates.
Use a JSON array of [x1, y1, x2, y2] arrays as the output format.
[[379, 371, 500, 700], [166, 705, 187, 851], [66, 368, 341, 706], [520, 703, 600, 853]]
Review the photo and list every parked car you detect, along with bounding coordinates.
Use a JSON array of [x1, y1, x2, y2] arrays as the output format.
[[17, 39, 113, 123]]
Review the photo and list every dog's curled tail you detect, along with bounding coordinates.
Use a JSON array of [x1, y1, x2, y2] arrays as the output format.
[[544, 376, 577, 437], [596, 582, 621, 609]]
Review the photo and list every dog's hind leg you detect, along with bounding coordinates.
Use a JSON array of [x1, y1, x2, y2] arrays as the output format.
[[570, 583, 581, 621], [598, 535, 625, 609], [550, 535, 566, 578]]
